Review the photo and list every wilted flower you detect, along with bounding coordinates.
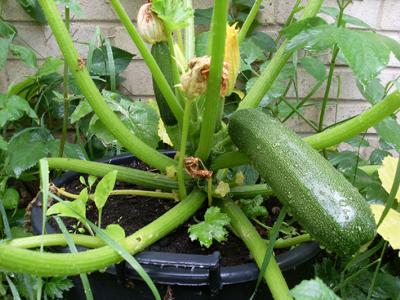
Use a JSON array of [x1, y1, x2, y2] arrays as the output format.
[[224, 23, 240, 96], [180, 56, 229, 98], [137, 3, 166, 44]]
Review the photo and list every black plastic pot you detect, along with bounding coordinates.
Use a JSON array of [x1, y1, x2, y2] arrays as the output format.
[[31, 153, 320, 300]]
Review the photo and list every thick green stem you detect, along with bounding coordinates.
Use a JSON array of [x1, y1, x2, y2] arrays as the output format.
[[0, 190, 205, 276], [195, 0, 229, 161], [238, 0, 324, 110], [213, 91, 400, 170], [109, 0, 183, 123], [219, 200, 292, 300], [229, 184, 273, 199], [47, 158, 180, 190], [9, 234, 103, 249], [305, 90, 400, 149], [184, 0, 195, 61], [238, 0, 263, 44], [274, 234, 312, 249], [38, 0, 175, 171], [59, 6, 70, 158], [177, 100, 193, 200]]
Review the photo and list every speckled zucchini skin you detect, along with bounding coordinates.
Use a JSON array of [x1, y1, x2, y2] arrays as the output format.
[[151, 42, 177, 126], [228, 109, 376, 255]]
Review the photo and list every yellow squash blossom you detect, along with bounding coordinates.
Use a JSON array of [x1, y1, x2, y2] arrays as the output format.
[[224, 23, 240, 96]]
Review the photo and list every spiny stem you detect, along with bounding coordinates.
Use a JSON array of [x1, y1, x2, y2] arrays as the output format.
[[238, 0, 263, 44], [59, 6, 70, 158], [177, 99, 192, 200]]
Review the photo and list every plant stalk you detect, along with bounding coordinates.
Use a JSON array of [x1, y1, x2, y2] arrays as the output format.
[[0, 189, 205, 276], [195, 0, 229, 161], [238, 0, 263, 44], [177, 99, 193, 200], [219, 200, 292, 300], [38, 0, 175, 171], [58, 6, 70, 158], [184, 0, 195, 61], [47, 158, 180, 190]]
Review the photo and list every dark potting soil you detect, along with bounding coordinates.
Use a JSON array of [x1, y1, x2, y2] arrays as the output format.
[[48, 160, 290, 267]]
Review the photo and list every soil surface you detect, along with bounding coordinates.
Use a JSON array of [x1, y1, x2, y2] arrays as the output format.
[[49, 160, 289, 267]]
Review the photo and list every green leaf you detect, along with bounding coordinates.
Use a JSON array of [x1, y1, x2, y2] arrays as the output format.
[[90, 92, 160, 148], [0, 135, 7, 151], [2, 188, 19, 210], [47, 140, 88, 160], [194, 7, 213, 26], [88, 175, 97, 189], [43, 277, 73, 299], [195, 31, 209, 56], [345, 136, 370, 148], [320, 6, 372, 29], [152, 0, 193, 31], [290, 278, 341, 300], [370, 149, 390, 165], [16, 0, 47, 24], [103, 224, 125, 240], [94, 170, 117, 211], [239, 195, 267, 219], [375, 117, 400, 151], [281, 17, 327, 40], [188, 207, 230, 248], [250, 31, 276, 53], [36, 57, 64, 77], [90, 45, 134, 77], [241, 38, 266, 65], [0, 20, 17, 39], [6, 127, 53, 177], [0, 38, 12, 69], [300, 56, 326, 80], [357, 78, 385, 105], [10, 44, 37, 68], [70, 100, 93, 123], [0, 94, 38, 127], [47, 188, 88, 224]]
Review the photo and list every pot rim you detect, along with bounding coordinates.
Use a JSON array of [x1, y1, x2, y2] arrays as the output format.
[[30, 152, 320, 288]]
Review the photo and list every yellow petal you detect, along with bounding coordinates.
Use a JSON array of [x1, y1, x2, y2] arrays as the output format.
[[224, 23, 240, 96], [147, 98, 173, 146], [370, 204, 400, 251], [378, 156, 399, 201]]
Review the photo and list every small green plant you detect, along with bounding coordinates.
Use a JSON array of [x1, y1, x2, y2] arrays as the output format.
[[1, 0, 400, 299]]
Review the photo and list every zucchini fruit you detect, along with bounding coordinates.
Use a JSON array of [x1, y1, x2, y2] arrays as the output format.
[[228, 109, 376, 255], [151, 42, 177, 126]]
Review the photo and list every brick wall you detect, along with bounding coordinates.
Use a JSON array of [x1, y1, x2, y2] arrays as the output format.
[[2, 0, 400, 156]]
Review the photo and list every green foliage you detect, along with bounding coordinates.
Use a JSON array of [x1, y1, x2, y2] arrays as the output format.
[[152, 0, 193, 31], [239, 195, 267, 219], [5, 128, 86, 177], [2, 188, 19, 210], [15, 0, 47, 24], [94, 170, 117, 212], [55, 0, 82, 16], [320, 6, 372, 29], [286, 24, 400, 83], [47, 188, 89, 225], [188, 207, 230, 248], [43, 277, 74, 299], [299, 56, 326, 80], [103, 224, 125, 240], [290, 277, 341, 300], [0, 94, 38, 127]]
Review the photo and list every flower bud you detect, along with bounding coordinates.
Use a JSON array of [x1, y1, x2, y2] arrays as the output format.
[[224, 23, 240, 96], [137, 3, 166, 44], [180, 56, 229, 98]]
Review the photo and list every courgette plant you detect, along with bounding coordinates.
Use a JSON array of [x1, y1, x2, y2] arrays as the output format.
[[1, 0, 400, 299]]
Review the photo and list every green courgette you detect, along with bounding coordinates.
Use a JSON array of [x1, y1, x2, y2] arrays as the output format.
[[228, 109, 376, 255], [151, 42, 177, 126]]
